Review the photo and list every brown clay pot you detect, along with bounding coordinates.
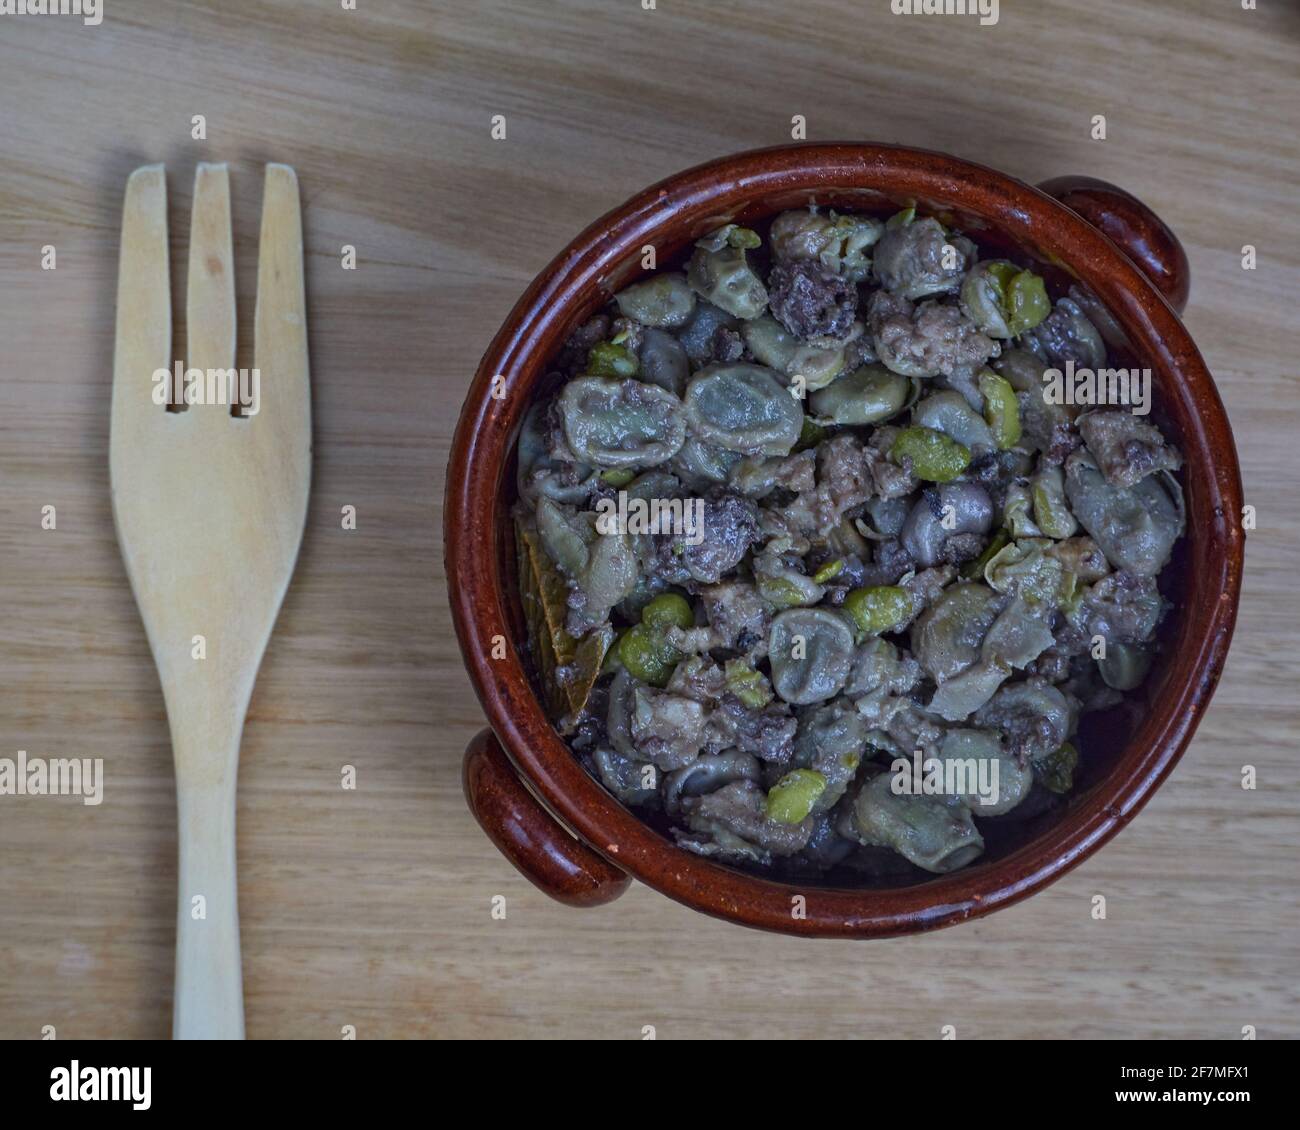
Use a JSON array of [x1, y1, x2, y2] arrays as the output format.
[[446, 143, 1243, 938]]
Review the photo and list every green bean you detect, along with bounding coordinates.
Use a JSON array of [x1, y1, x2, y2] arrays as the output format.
[[962, 262, 1050, 340], [724, 659, 773, 709], [812, 558, 845, 584], [843, 584, 911, 635], [982, 260, 1018, 293], [978, 370, 1021, 451], [641, 592, 694, 631], [1005, 270, 1051, 337], [765, 768, 827, 824], [795, 415, 828, 452], [1034, 741, 1078, 794], [616, 623, 682, 687], [586, 341, 639, 379], [1031, 465, 1077, 539], [890, 426, 971, 482], [757, 573, 822, 609], [961, 528, 1011, 580], [725, 226, 762, 250]]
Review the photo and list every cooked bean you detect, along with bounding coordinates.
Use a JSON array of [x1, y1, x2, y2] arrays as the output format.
[[1064, 452, 1184, 575], [843, 584, 911, 635], [913, 389, 995, 452], [615, 272, 696, 328], [636, 327, 690, 395], [742, 313, 857, 391], [911, 582, 1002, 682], [559, 376, 686, 468], [688, 242, 768, 320], [890, 426, 971, 482], [851, 774, 985, 873], [809, 364, 911, 425], [977, 370, 1021, 450], [683, 363, 804, 456], [1098, 641, 1153, 690], [768, 607, 856, 705], [899, 482, 994, 567], [766, 768, 828, 824], [938, 728, 1033, 816], [664, 752, 762, 815]]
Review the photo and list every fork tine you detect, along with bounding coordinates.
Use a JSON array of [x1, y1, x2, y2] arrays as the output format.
[[185, 163, 237, 422], [111, 165, 171, 447], [252, 164, 310, 425]]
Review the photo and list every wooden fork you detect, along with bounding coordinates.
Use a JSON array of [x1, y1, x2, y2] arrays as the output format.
[[110, 163, 311, 1039]]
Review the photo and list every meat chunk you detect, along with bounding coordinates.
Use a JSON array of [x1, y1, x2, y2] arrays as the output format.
[[767, 259, 858, 340], [974, 679, 1072, 766], [1078, 409, 1183, 489], [884, 702, 947, 762], [776, 433, 874, 538], [708, 696, 798, 763], [711, 325, 746, 363], [679, 780, 815, 858], [700, 582, 770, 654], [665, 655, 727, 704], [1026, 649, 1072, 684], [1083, 569, 1167, 645], [872, 217, 971, 299], [902, 564, 959, 625], [655, 491, 760, 586], [556, 314, 610, 376], [939, 532, 985, 566], [855, 538, 914, 587], [629, 686, 709, 770], [728, 449, 818, 500], [864, 425, 919, 500], [816, 433, 872, 521], [1024, 296, 1105, 369], [868, 291, 999, 379]]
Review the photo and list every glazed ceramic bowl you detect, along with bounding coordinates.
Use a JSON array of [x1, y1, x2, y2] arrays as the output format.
[[445, 143, 1242, 937]]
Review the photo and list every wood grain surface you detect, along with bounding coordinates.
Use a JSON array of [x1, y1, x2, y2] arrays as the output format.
[[1, 0, 1297, 1040]]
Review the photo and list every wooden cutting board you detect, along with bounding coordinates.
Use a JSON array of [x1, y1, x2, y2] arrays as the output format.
[[1, 0, 1296, 1039]]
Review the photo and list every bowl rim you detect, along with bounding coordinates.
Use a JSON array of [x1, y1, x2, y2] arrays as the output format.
[[445, 142, 1244, 938]]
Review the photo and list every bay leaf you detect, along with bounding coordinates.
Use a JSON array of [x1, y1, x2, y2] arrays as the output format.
[[516, 519, 612, 733]]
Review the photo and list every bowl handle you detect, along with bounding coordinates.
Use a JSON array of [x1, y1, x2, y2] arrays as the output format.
[[462, 728, 631, 907], [1037, 175, 1190, 314]]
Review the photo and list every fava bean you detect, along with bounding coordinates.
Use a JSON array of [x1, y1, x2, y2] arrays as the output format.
[[978, 370, 1021, 451], [617, 623, 682, 687], [641, 592, 694, 631], [766, 769, 828, 825], [724, 658, 774, 709], [890, 426, 971, 482], [843, 585, 911, 635], [586, 341, 639, 379]]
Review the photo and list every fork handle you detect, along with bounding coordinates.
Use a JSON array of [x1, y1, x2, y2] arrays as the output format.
[[173, 773, 245, 1039]]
